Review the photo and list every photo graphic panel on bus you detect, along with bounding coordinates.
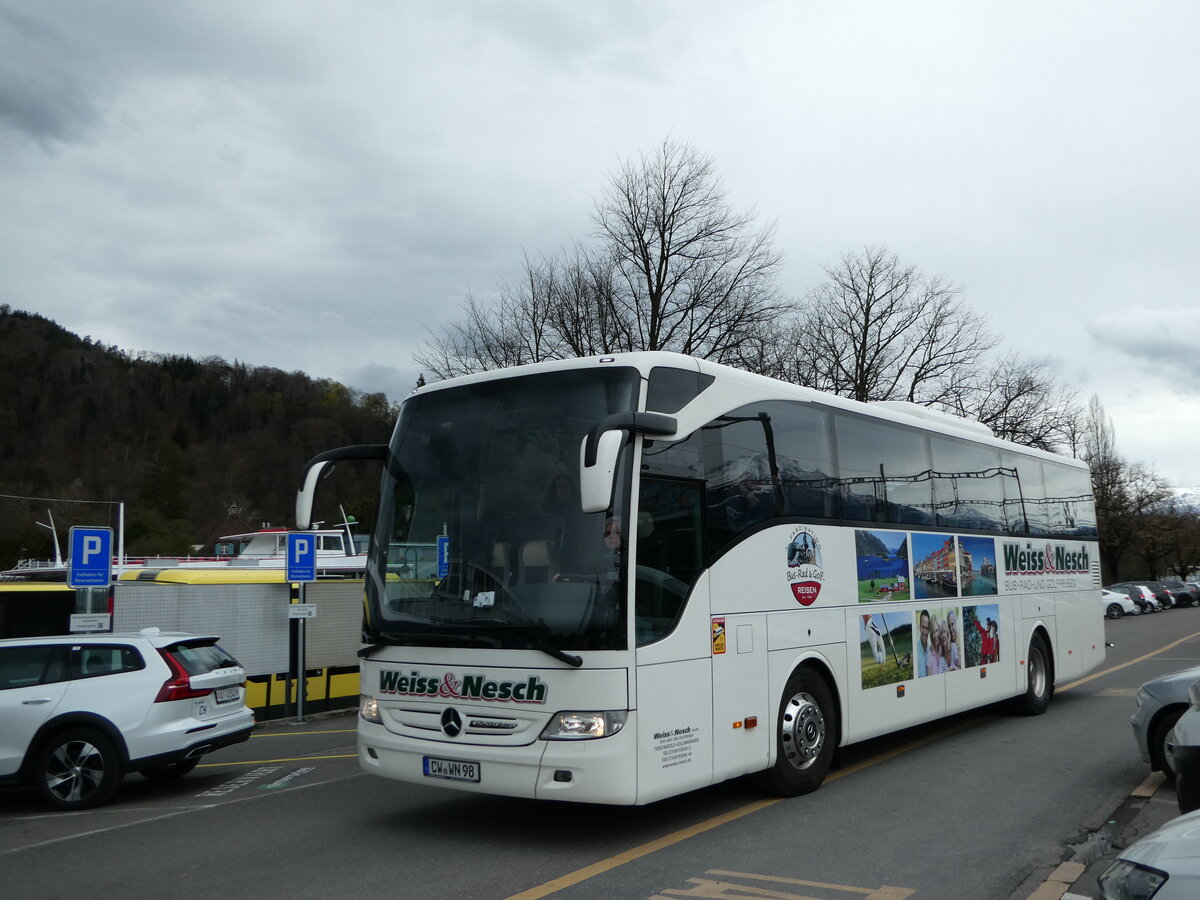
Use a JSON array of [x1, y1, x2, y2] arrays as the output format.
[[859, 611, 914, 689], [855, 529, 911, 602], [910, 533, 961, 600], [957, 536, 998, 597], [963, 602, 1002, 668]]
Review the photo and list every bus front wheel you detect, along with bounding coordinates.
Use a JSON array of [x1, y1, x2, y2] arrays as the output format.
[[759, 667, 837, 797], [1014, 632, 1054, 716]]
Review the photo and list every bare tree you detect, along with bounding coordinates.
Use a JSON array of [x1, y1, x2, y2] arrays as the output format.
[[595, 138, 786, 359], [778, 246, 994, 404], [1082, 394, 1173, 581], [416, 139, 787, 378], [948, 353, 1084, 451]]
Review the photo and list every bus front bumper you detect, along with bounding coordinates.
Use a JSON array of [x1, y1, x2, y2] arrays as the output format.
[[358, 712, 639, 805]]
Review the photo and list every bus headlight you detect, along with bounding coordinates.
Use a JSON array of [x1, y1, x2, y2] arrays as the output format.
[[360, 694, 382, 724], [541, 710, 627, 740]]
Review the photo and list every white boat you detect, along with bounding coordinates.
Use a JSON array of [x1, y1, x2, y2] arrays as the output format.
[[0, 512, 374, 581]]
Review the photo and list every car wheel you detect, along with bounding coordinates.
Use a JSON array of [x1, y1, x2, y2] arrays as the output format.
[[140, 759, 199, 781], [36, 728, 122, 810], [1106, 602, 1123, 619], [757, 667, 837, 797], [1013, 632, 1054, 716], [1153, 708, 1185, 781]]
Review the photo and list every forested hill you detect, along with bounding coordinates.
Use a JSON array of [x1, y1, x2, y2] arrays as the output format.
[[0, 306, 396, 567]]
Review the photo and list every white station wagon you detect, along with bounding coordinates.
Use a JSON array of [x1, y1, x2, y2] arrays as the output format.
[[0, 627, 254, 809]]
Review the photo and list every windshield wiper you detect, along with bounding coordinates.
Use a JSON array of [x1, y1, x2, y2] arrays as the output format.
[[357, 631, 498, 658], [361, 623, 583, 667], [469, 623, 582, 668]]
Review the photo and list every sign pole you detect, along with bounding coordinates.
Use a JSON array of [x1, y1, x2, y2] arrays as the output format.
[[297, 581, 307, 723], [286, 532, 318, 725]]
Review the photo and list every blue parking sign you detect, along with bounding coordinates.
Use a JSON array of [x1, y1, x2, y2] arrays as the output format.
[[437, 535, 450, 579], [286, 532, 317, 582], [69, 527, 113, 588]]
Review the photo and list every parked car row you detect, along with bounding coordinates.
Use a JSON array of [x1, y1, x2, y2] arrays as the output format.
[[0, 627, 253, 810], [1105, 580, 1200, 617], [1107, 665, 1200, 897]]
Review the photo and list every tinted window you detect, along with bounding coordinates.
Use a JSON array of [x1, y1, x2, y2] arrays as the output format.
[[646, 367, 714, 414], [0, 645, 68, 690], [704, 411, 779, 549], [168, 642, 239, 675], [930, 436, 1009, 533], [835, 413, 934, 526], [1042, 461, 1097, 536], [760, 401, 839, 519], [74, 644, 145, 679]]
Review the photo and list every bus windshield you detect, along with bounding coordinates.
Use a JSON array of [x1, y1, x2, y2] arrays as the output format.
[[365, 366, 640, 653]]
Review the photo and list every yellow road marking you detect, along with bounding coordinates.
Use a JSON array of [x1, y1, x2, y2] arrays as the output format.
[[251, 729, 356, 738], [1060, 630, 1200, 692], [196, 753, 356, 768], [508, 631, 1200, 899], [504, 718, 978, 900]]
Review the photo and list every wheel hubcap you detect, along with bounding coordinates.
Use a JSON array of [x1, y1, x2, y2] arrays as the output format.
[[1029, 648, 1046, 698], [45, 740, 104, 803], [781, 692, 825, 771]]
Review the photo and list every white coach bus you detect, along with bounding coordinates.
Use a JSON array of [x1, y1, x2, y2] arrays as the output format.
[[295, 352, 1103, 805]]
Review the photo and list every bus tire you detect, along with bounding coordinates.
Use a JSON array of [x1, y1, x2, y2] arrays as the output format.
[[758, 667, 837, 797], [1014, 632, 1054, 716]]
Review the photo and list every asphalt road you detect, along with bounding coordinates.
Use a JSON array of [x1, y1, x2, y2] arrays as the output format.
[[3, 607, 1199, 900]]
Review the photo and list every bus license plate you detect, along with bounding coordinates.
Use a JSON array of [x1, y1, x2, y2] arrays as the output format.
[[423, 756, 481, 783], [215, 686, 240, 704]]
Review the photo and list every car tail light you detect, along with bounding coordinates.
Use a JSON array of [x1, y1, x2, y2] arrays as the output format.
[[154, 650, 214, 702]]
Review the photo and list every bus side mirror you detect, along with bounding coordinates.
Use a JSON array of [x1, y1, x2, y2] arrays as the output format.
[[578, 413, 678, 515], [295, 460, 333, 530], [579, 430, 625, 514], [295, 444, 389, 529]]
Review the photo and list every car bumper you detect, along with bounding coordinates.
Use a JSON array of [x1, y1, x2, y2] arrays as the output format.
[[1130, 705, 1158, 766], [129, 719, 255, 770]]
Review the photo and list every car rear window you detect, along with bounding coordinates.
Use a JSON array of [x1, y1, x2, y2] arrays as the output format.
[[0, 645, 69, 690], [166, 641, 240, 675], [73, 644, 145, 679]]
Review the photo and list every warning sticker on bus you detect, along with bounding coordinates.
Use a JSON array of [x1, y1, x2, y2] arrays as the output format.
[[711, 617, 726, 654]]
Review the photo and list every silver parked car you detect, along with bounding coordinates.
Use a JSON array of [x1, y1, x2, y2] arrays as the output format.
[[1131, 666, 1200, 781], [1098, 809, 1200, 899]]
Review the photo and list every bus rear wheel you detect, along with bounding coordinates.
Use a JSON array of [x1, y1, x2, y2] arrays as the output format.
[[1013, 632, 1054, 716], [758, 668, 836, 797]]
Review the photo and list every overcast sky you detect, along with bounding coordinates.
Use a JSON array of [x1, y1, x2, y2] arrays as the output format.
[[2, 1, 1196, 489]]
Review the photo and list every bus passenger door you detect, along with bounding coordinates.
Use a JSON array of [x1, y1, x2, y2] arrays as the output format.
[[711, 613, 769, 780]]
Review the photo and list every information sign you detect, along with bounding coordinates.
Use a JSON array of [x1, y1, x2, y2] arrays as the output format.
[[68, 526, 113, 588], [286, 532, 317, 583]]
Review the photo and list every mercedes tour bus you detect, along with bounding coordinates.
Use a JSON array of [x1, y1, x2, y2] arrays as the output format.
[[294, 352, 1103, 805]]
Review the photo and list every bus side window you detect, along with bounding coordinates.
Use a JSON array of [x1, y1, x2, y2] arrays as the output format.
[[637, 433, 706, 646]]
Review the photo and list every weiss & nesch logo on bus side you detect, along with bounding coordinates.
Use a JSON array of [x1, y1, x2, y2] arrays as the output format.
[[1002, 542, 1090, 575], [378, 669, 548, 703]]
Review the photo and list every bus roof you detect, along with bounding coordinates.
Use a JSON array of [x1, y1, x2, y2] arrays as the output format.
[[410, 351, 1089, 470]]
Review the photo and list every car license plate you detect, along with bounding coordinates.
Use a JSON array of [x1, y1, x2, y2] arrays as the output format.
[[215, 686, 240, 704], [423, 756, 480, 782]]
